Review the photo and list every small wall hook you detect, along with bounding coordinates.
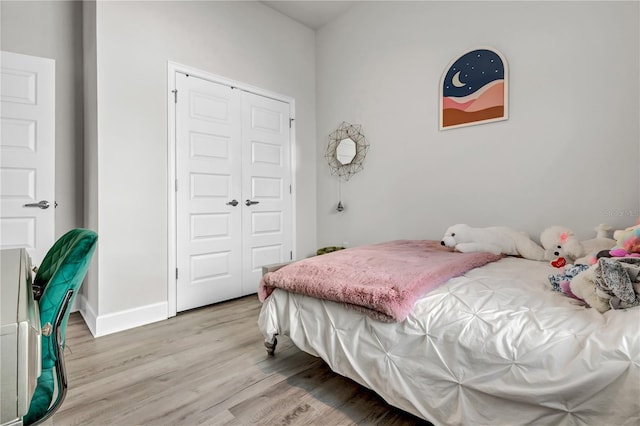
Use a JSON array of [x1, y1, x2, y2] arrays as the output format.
[[336, 201, 344, 212]]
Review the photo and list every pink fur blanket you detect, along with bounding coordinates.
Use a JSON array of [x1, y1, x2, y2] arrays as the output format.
[[258, 240, 503, 322]]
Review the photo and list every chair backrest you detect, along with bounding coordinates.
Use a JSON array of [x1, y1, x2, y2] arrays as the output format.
[[35, 228, 98, 369]]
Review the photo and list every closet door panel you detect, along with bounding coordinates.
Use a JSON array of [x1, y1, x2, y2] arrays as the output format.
[[176, 74, 242, 311], [175, 73, 294, 310], [241, 92, 293, 296]]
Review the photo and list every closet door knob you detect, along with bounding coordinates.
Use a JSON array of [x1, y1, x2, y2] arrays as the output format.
[[245, 200, 259, 206], [226, 199, 239, 207]]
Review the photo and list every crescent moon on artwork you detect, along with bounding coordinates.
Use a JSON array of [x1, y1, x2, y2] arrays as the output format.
[[452, 71, 466, 88]]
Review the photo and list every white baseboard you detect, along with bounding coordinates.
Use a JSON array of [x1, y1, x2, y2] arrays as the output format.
[[76, 294, 168, 337], [77, 293, 98, 336]]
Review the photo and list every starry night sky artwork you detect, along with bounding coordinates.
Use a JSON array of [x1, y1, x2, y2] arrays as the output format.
[[440, 48, 508, 130]]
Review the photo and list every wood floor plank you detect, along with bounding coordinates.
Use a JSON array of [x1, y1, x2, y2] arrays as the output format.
[[47, 296, 432, 425]]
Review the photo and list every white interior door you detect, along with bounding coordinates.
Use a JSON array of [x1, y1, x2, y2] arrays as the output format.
[[174, 71, 293, 311], [241, 91, 292, 295], [176, 73, 243, 311], [0, 51, 55, 266]]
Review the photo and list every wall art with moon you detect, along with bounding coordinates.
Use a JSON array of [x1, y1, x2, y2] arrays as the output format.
[[440, 47, 508, 130]]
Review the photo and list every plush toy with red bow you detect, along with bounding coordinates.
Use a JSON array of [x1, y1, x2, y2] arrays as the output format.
[[540, 224, 616, 267]]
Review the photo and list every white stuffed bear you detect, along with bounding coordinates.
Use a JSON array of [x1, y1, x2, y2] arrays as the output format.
[[570, 258, 640, 313], [569, 264, 611, 313], [441, 224, 545, 260], [539, 224, 616, 265]]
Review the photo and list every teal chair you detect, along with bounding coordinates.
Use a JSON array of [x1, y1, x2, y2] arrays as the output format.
[[23, 228, 98, 425]]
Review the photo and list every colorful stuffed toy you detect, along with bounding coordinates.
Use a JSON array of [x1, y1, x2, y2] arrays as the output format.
[[608, 225, 640, 258], [539, 224, 615, 265]]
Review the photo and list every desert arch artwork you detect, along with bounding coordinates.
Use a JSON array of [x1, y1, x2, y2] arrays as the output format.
[[440, 47, 508, 130]]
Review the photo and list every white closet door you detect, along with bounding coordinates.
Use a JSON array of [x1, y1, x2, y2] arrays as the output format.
[[176, 73, 242, 311], [240, 92, 292, 296]]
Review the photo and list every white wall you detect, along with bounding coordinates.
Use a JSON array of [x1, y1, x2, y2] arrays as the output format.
[[87, 1, 316, 334], [0, 1, 84, 235], [82, 0, 100, 318], [316, 1, 640, 248]]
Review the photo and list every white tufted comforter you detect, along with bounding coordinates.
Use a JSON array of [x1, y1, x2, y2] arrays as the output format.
[[258, 257, 640, 426]]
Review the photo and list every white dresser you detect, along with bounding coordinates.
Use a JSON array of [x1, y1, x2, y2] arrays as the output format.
[[0, 249, 41, 426]]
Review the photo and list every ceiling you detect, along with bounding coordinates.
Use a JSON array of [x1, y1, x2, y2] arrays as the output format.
[[261, 1, 355, 30]]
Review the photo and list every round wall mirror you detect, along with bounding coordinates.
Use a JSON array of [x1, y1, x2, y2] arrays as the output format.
[[336, 138, 356, 165], [325, 122, 369, 181]]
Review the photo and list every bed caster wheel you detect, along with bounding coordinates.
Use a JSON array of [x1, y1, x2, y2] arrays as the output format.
[[265, 337, 277, 356]]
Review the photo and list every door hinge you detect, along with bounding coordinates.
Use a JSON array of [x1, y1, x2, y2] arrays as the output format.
[[175, 179, 178, 192], [176, 268, 179, 279], [289, 184, 292, 194], [172, 89, 178, 103], [289, 117, 294, 128], [290, 251, 293, 260]]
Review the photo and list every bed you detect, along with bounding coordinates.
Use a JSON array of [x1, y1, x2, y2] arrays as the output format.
[[257, 240, 640, 426]]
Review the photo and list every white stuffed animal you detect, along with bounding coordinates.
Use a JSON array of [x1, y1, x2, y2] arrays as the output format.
[[569, 264, 611, 313], [570, 257, 640, 313], [441, 224, 545, 260], [539, 224, 616, 265]]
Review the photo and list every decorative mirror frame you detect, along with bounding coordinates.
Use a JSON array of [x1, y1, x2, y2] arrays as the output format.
[[325, 122, 369, 181]]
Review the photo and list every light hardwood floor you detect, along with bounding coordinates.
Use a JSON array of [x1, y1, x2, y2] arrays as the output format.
[[48, 295, 432, 425]]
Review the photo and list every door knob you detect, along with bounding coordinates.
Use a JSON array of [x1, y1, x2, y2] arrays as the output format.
[[226, 199, 239, 207], [245, 199, 260, 206], [23, 200, 50, 209]]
